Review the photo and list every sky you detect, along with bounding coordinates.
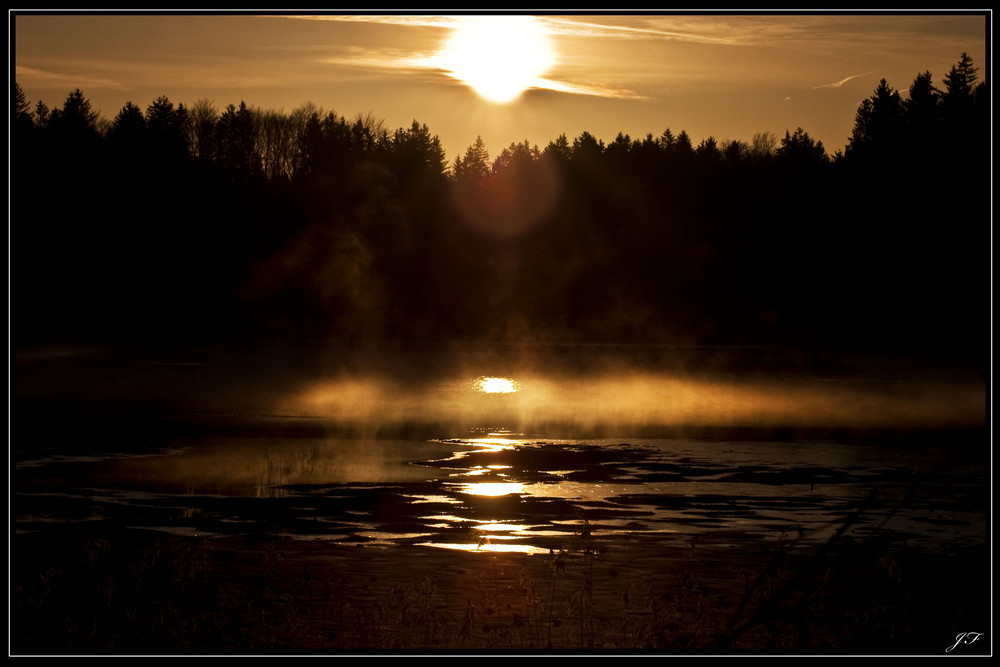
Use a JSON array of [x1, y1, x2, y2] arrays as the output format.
[[11, 11, 990, 162]]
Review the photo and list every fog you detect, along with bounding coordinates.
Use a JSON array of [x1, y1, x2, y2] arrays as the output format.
[[14, 342, 984, 446], [280, 357, 984, 438]]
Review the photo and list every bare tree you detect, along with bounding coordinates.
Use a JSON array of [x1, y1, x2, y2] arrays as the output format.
[[188, 98, 218, 161], [749, 131, 777, 161]]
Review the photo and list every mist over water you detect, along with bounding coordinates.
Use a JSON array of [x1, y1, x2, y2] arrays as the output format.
[[264, 343, 985, 439], [284, 364, 984, 437], [13, 340, 988, 617], [15, 341, 984, 443]]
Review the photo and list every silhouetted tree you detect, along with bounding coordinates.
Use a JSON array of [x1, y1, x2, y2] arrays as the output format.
[[10, 64, 988, 354], [111, 101, 147, 137], [940, 52, 988, 163], [659, 129, 695, 168], [897, 71, 943, 162], [905, 71, 941, 124], [695, 136, 722, 163], [542, 133, 572, 163], [317, 110, 357, 171], [351, 111, 387, 154], [674, 130, 695, 156], [186, 99, 218, 163], [942, 52, 979, 102], [105, 101, 148, 163], [633, 132, 660, 160], [384, 120, 447, 197], [776, 127, 827, 164], [12, 83, 36, 161], [748, 131, 777, 162], [46, 88, 99, 145], [32, 99, 50, 128], [571, 130, 604, 161], [720, 139, 746, 164], [491, 139, 539, 175], [847, 78, 903, 159], [658, 128, 676, 150], [216, 101, 260, 182], [605, 132, 634, 162], [13, 82, 32, 132], [296, 109, 332, 178], [257, 108, 299, 181], [146, 95, 189, 151], [452, 135, 491, 182]]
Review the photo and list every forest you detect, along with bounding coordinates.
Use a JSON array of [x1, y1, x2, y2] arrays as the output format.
[[10, 53, 990, 360]]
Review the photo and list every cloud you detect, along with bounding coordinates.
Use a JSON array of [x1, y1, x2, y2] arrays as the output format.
[[538, 16, 744, 44], [532, 78, 648, 100], [811, 72, 872, 89], [303, 16, 644, 101], [281, 14, 459, 30], [321, 46, 434, 71], [286, 13, 743, 45], [15, 64, 124, 91]]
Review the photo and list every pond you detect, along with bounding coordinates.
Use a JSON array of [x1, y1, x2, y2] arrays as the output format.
[[11, 343, 990, 652], [14, 421, 988, 558]]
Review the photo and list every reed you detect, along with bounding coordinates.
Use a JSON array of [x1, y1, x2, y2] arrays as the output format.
[[256, 446, 323, 496]]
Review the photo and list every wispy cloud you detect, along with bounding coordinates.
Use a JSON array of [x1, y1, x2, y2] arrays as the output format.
[[532, 77, 647, 100], [280, 14, 457, 29], [321, 46, 435, 70], [538, 16, 744, 44], [285, 14, 906, 101], [15, 64, 125, 91], [274, 13, 964, 102], [290, 13, 750, 45], [286, 15, 634, 100], [812, 72, 872, 89]]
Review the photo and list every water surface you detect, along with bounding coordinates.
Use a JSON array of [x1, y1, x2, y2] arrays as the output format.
[[15, 425, 987, 558], [14, 343, 987, 557]]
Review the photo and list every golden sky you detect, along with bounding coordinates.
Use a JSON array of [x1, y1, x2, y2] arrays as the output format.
[[12, 11, 989, 161]]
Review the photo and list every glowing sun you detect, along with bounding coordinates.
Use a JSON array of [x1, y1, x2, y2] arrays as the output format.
[[439, 15, 555, 103]]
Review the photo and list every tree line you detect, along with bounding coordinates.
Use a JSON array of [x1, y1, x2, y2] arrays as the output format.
[[11, 53, 989, 358]]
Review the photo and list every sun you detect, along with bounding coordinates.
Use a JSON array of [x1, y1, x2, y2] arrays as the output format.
[[438, 15, 555, 103]]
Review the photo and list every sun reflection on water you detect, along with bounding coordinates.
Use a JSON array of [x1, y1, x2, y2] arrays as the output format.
[[419, 432, 596, 553], [476, 376, 519, 394], [418, 541, 552, 555], [464, 437, 519, 451], [475, 520, 532, 533], [454, 481, 525, 496], [465, 464, 512, 476]]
